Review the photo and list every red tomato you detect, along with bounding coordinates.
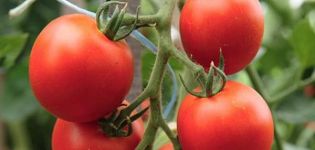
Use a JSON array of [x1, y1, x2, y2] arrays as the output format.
[[180, 0, 264, 74], [29, 14, 134, 122], [159, 143, 174, 150], [177, 81, 274, 150], [52, 118, 144, 150]]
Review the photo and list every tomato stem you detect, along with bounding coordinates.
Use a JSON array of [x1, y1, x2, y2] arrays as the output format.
[[134, 0, 182, 149], [96, 1, 160, 41]]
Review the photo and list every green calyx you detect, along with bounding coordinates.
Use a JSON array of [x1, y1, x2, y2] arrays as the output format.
[[98, 104, 149, 137], [180, 50, 227, 98], [96, 1, 139, 41]]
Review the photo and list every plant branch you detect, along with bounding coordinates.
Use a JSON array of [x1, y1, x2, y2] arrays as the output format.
[[245, 65, 270, 103], [122, 14, 160, 26], [271, 73, 315, 104], [136, 120, 158, 150], [134, 0, 181, 149], [159, 119, 180, 150], [170, 46, 207, 79], [157, 0, 177, 28]]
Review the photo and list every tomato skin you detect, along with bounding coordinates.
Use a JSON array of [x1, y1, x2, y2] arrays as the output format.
[[52, 118, 144, 150], [180, 0, 264, 74], [177, 81, 274, 150], [29, 14, 134, 122]]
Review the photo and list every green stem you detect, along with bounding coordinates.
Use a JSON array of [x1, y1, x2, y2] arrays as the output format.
[[245, 65, 284, 150], [245, 65, 270, 103], [271, 74, 315, 104], [173, 67, 193, 120], [159, 118, 180, 150], [135, 0, 181, 149], [122, 14, 160, 26], [7, 121, 31, 150], [170, 47, 206, 81], [156, 0, 177, 28], [136, 119, 158, 150]]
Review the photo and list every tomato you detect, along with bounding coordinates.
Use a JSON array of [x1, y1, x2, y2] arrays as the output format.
[[159, 143, 174, 150], [180, 0, 264, 74], [52, 117, 144, 150], [177, 81, 273, 150], [29, 14, 134, 122]]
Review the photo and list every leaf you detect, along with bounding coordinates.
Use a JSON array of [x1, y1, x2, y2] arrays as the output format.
[[290, 19, 315, 68], [0, 33, 28, 69], [276, 93, 315, 124], [0, 59, 39, 122]]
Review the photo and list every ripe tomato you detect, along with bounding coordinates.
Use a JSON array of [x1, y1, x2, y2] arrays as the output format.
[[159, 143, 174, 150], [180, 0, 264, 74], [177, 81, 273, 150], [29, 14, 134, 122], [52, 117, 144, 150]]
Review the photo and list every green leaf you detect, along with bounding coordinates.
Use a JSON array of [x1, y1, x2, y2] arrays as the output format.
[[0, 34, 28, 69], [0, 59, 39, 122], [290, 19, 315, 68], [276, 93, 315, 124]]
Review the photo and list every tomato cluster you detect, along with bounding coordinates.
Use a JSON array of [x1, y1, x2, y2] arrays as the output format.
[[29, 14, 142, 150], [28, 0, 273, 149]]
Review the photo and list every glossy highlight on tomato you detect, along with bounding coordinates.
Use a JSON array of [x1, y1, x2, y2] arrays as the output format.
[[177, 81, 274, 150], [52, 118, 144, 150], [29, 14, 134, 122], [180, 0, 264, 74]]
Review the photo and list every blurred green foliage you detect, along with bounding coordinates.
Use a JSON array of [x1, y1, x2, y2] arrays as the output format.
[[0, 0, 314, 150], [0, 1, 60, 150]]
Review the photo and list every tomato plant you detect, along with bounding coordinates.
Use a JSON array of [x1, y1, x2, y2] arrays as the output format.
[[180, 0, 264, 74], [5, 0, 315, 150], [29, 14, 134, 122], [177, 81, 274, 150], [52, 118, 144, 150]]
